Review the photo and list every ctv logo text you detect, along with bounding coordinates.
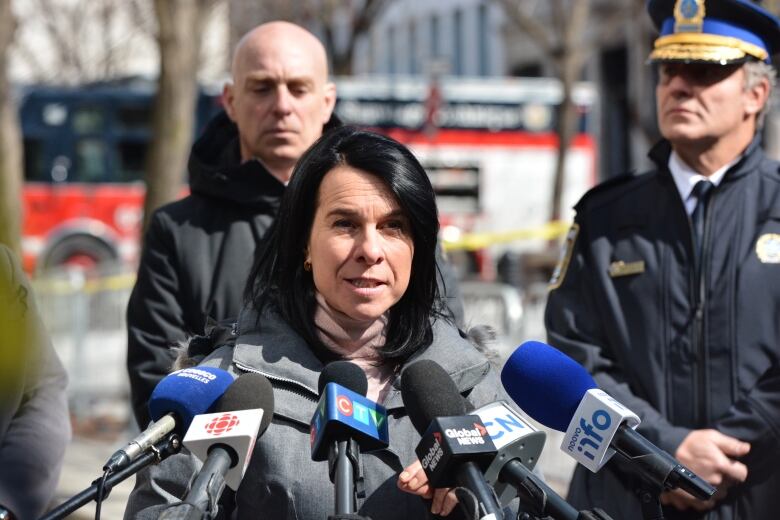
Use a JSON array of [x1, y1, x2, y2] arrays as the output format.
[[336, 394, 386, 429], [567, 409, 611, 461]]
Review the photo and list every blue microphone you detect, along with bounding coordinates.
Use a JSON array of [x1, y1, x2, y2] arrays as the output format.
[[310, 362, 389, 461], [501, 341, 715, 501], [104, 366, 234, 472], [310, 361, 388, 515]]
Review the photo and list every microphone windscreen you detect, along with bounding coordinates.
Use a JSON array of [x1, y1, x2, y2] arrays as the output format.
[[318, 360, 368, 397], [401, 359, 467, 435], [501, 341, 596, 432], [148, 366, 234, 431], [213, 372, 275, 435]]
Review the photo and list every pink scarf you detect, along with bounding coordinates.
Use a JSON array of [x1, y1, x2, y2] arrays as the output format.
[[313, 292, 396, 403]]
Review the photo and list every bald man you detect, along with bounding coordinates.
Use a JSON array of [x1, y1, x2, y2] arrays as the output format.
[[126, 22, 339, 427]]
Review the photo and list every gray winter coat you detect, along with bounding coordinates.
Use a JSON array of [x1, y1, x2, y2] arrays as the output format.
[[124, 305, 517, 520], [0, 245, 71, 519]]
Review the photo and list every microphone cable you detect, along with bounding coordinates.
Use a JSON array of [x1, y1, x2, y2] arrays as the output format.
[[94, 467, 110, 520]]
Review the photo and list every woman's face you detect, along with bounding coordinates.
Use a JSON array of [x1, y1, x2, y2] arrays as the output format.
[[306, 165, 414, 321]]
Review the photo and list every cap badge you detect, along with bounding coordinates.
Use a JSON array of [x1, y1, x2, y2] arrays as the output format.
[[674, 0, 705, 33], [755, 233, 780, 264]]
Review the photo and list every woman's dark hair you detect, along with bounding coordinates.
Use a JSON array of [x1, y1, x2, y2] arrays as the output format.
[[245, 126, 443, 361]]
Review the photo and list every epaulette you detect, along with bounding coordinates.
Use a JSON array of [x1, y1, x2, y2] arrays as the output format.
[[574, 170, 650, 214]]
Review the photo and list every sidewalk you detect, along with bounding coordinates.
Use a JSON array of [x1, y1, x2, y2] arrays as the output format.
[[51, 434, 136, 520]]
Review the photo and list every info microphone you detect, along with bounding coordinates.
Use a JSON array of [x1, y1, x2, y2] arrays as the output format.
[[104, 366, 234, 473], [402, 359, 504, 520], [501, 341, 716, 501], [159, 372, 275, 520], [310, 361, 389, 515]]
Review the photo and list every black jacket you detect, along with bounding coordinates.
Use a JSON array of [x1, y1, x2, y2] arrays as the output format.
[[127, 112, 464, 428], [545, 137, 780, 520], [127, 112, 289, 427]]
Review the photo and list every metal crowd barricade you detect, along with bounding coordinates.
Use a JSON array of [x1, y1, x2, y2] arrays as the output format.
[[33, 264, 136, 422]]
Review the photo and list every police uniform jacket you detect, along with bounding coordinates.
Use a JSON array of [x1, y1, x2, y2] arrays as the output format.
[[545, 136, 780, 520]]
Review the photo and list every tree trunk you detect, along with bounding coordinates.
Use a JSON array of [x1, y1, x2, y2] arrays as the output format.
[[550, 74, 579, 221], [0, 0, 23, 256], [143, 0, 214, 232]]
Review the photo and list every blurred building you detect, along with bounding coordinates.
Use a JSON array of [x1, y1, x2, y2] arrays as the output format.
[[341, 0, 659, 179], [351, 0, 505, 77]]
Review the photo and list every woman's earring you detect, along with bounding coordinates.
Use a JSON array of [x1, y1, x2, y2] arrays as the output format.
[[304, 259, 312, 272]]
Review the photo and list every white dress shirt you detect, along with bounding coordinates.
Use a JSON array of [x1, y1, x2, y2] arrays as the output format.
[[668, 151, 740, 215]]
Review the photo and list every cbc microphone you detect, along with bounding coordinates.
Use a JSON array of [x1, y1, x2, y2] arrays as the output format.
[[310, 361, 389, 515], [501, 341, 716, 501], [165, 372, 275, 519], [104, 366, 234, 473], [402, 359, 504, 520]]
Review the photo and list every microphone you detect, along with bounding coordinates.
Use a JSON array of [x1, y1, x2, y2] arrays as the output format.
[[310, 361, 389, 515], [475, 401, 602, 520], [501, 341, 716, 501], [402, 359, 504, 520], [472, 401, 544, 503], [160, 372, 275, 520], [104, 366, 234, 473]]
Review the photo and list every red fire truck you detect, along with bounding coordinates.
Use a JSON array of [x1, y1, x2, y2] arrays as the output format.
[[20, 78, 221, 273], [20, 76, 597, 277]]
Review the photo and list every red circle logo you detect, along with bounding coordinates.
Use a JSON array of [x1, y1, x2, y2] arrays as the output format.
[[205, 413, 240, 436], [337, 395, 353, 416]]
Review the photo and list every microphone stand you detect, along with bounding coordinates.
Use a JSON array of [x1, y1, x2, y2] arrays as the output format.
[[636, 481, 664, 520], [496, 460, 615, 520], [40, 434, 182, 520], [328, 438, 364, 515]]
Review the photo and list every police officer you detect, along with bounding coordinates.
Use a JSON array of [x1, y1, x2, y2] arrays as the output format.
[[545, 1, 780, 518]]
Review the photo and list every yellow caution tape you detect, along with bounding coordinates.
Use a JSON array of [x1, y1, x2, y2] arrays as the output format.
[[32, 272, 137, 295], [442, 220, 571, 251]]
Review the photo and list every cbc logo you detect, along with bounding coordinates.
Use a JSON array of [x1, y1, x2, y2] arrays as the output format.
[[205, 413, 240, 436]]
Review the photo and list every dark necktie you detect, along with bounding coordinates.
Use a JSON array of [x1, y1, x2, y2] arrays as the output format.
[[690, 179, 714, 262]]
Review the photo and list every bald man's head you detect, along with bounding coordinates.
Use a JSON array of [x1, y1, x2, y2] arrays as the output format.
[[223, 21, 336, 183]]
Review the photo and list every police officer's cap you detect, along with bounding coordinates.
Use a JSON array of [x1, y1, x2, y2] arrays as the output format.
[[648, 0, 780, 64]]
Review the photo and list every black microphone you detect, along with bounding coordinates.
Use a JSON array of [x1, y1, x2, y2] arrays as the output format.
[[159, 372, 275, 520], [402, 359, 504, 520], [311, 361, 389, 516]]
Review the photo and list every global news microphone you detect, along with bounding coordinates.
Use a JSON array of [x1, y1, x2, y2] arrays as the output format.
[[125, 126, 522, 519]]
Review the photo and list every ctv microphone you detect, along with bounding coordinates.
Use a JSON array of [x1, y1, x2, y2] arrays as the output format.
[[163, 372, 275, 519], [402, 360, 504, 520], [310, 361, 389, 515], [501, 341, 716, 501], [104, 366, 234, 473]]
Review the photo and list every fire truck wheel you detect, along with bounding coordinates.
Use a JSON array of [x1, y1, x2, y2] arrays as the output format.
[[41, 235, 118, 273]]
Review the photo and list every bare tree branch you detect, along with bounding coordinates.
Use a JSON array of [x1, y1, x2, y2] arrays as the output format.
[[495, 0, 555, 56]]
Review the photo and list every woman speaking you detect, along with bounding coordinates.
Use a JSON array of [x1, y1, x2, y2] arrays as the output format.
[[125, 126, 518, 519]]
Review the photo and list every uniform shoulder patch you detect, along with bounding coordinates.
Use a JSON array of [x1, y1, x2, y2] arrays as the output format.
[[548, 223, 579, 290], [756, 233, 780, 263]]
